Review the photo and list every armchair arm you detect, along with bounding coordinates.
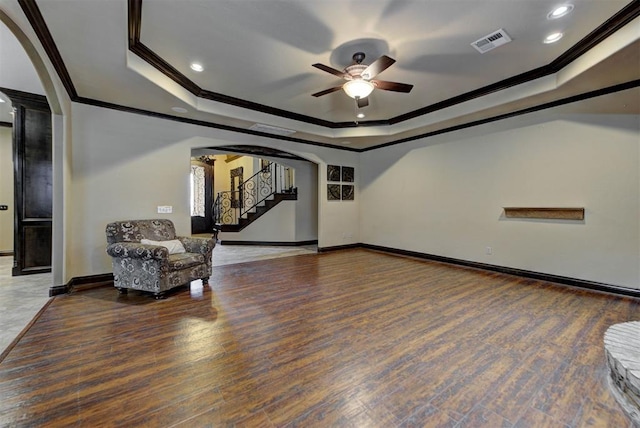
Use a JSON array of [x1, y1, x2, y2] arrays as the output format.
[[178, 237, 215, 255], [106, 242, 169, 260]]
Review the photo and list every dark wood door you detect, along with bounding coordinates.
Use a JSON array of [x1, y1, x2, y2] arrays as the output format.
[[4, 89, 52, 276]]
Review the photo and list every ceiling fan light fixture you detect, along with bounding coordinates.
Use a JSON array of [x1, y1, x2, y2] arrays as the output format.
[[343, 79, 374, 99]]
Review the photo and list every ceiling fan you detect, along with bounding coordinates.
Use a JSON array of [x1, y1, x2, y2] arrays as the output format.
[[312, 52, 413, 108]]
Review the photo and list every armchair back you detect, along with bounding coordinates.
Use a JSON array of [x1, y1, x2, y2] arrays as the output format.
[[105, 219, 177, 244]]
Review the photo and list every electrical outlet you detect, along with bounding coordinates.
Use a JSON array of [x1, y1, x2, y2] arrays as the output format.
[[0, 205, 8, 211], [157, 205, 173, 214], [486, 246, 493, 255]]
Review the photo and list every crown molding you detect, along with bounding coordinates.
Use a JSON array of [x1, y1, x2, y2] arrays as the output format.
[[127, 0, 640, 128], [16, 0, 640, 152]]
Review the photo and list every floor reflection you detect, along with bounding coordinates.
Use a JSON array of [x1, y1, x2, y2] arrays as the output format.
[[0, 244, 317, 356]]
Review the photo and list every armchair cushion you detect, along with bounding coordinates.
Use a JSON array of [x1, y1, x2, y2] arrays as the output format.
[[168, 253, 205, 270], [140, 238, 186, 254]]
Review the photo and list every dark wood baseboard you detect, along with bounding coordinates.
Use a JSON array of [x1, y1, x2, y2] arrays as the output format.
[[317, 243, 361, 252], [360, 243, 640, 299], [69, 273, 114, 291], [50, 273, 114, 296], [220, 240, 318, 246], [60, 244, 640, 299], [12, 266, 51, 276], [49, 284, 69, 296]]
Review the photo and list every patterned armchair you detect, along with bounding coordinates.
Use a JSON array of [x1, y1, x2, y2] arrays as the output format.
[[105, 219, 215, 299]]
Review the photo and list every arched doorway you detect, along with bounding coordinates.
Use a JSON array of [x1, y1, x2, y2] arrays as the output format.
[[191, 145, 319, 246], [0, 9, 66, 289]]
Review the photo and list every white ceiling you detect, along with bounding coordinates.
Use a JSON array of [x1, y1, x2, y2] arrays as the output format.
[[0, 0, 638, 149]]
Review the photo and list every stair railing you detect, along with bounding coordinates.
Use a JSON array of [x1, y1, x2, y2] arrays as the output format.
[[213, 191, 239, 225], [213, 161, 295, 226]]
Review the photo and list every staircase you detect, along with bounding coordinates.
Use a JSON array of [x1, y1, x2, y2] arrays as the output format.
[[213, 161, 297, 233]]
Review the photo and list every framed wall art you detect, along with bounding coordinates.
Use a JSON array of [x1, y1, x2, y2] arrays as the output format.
[[341, 166, 354, 182], [327, 184, 341, 201], [327, 165, 341, 182], [341, 185, 354, 201], [327, 165, 356, 200]]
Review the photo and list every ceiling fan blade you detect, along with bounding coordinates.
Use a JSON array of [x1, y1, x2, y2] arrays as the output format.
[[372, 80, 414, 93], [356, 97, 369, 108], [361, 55, 395, 79], [312, 63, 348, 79], [312, 86, 343, 97]]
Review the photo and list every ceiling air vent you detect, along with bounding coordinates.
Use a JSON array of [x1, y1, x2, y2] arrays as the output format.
[[249, 123, 296, 136], [471, 29, 512, 53]]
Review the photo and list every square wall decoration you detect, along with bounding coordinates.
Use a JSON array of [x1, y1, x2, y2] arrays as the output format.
[[327, 165, 341, 182], [327, 164, 355, 200], [342, 185, 354, 201], [327, 184, 341, 201], [342, 166, 354, 182]]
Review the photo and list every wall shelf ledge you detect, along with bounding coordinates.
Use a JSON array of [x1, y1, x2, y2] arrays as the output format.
[[503, 207, 585, 220]]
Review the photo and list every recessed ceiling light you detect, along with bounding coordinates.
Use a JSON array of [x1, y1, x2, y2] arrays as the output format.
[[171, 107, 188, 113], [548, 4, 574, 19], [544, 32, 563, 44], [356, 113, 365, 119], [190, 63, 204, 72], [0, 98, 5, 103]]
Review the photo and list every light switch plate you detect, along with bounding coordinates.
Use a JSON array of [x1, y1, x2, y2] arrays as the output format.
[[157, 205, 172, 214]]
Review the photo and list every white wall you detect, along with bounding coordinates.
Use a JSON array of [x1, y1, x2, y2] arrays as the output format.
[[67, 103, 359, 279], [221, 202, 296, 241], [360, 113, 640, 289], [0, 126, 13, 253], [293, 160, 318, 242]]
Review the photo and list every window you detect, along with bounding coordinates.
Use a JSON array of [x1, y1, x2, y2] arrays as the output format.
[[190, 165, 205, 217]]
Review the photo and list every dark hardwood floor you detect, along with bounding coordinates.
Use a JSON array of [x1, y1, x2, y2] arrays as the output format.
[[0, 249, 637, 427]]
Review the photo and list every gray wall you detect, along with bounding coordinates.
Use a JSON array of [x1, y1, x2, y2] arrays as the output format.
[[360, 112, 640, 288]]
